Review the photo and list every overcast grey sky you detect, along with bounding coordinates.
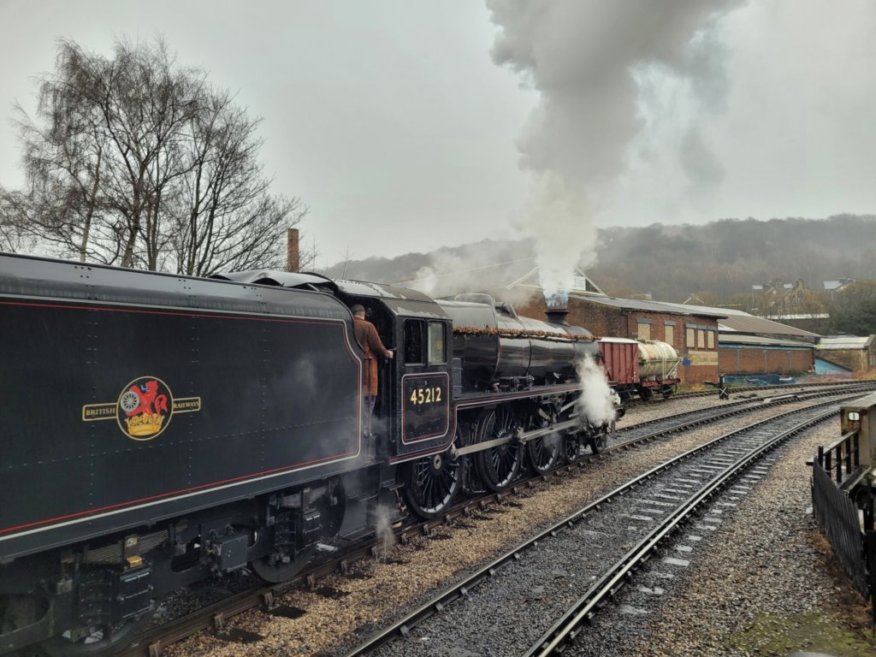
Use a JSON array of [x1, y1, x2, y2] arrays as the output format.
[[0, 1, 874, 269]]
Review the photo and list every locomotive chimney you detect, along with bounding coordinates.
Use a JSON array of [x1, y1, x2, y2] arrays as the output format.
[[545, 292, 569, 325], [545, 307, 569, 325], [286, 228, 300, 272]]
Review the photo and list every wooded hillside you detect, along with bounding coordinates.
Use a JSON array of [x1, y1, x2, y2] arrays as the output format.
[[321, 215, 876, 306]]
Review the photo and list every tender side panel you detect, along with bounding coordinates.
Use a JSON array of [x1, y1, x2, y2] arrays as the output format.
[[0, 300, 361, 555]]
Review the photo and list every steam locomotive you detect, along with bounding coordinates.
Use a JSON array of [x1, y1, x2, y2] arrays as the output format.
[[0, 254, 614, 655]]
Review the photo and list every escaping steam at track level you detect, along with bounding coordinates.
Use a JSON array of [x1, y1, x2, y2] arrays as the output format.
[[576, 354, 617, 429]]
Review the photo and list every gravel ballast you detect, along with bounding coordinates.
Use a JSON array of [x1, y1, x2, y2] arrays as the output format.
[[564, 419, 876, 657]]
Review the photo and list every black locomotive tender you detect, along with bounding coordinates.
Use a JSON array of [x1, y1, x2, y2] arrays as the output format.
[[0, 253, 610, 655]]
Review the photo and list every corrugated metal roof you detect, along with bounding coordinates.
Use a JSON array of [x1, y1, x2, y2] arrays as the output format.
[[817, 335, 875, 350], [717, 314, 819, 338], [659, 301, 748, 317], [719, 334, 814, 349], [569, 294, 727, 318]]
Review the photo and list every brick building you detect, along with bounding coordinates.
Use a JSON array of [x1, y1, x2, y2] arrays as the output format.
[[510, 268, 823, 385], [718, 334, 815, 375], [816, 336, 876, 373], [518, 294, 724, 386]]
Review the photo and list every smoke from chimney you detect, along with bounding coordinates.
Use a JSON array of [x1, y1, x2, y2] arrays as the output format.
[[487, 0, 742, 301]]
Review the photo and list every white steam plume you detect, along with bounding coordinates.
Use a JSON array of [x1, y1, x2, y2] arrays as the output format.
[[373, 504, 397, 558], [404, 241, 539, 306], [576, 354, 616, 428], [487, 0, 743, 298]]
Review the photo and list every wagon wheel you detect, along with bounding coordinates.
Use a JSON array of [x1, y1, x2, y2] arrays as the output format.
[[474, 406, 522, 492], [402, 450, 462, 519], [526, 432, 561, 475]]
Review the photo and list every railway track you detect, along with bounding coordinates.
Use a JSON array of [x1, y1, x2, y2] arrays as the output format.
[[340, 395, 865, 657], [610, 386, 841, 444], [633, 379, 871, 405], [117, 383, 874, 657]]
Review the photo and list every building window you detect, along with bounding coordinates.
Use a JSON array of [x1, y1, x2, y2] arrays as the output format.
[[707, 331, 715, 349], [697, 330, 705, 348], [686, 327, 695, 347], [637, 322, 651, 341], [665, 324, 674, 345]]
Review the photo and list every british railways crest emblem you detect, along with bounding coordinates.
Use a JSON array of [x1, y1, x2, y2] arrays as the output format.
[[83, 376, 201, 441]]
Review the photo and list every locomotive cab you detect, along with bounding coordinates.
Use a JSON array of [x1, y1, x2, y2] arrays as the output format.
[[333, 280, 454, 461]]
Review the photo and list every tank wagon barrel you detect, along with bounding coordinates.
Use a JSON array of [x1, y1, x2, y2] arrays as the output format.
[[637, 340, 681, 379]]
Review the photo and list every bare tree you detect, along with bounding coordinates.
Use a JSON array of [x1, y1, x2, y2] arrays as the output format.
[[8, 38, 306, 273], [0, 187, 32, 253], [170, 91, 307, 276]]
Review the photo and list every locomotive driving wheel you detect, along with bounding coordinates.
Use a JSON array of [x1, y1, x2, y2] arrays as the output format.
[[562, 434, 580, 463], [402, 450, 462, 519], [526, 432, 561, 475], [588, 429, 608, 454], [475, 406, 522, 492]]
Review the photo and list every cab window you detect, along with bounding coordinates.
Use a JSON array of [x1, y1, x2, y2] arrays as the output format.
[[404, 320, 425, 364], [428, 321, 446, 364]]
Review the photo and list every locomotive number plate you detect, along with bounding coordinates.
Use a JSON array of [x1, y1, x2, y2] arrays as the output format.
[[401, 373, 450, 443]]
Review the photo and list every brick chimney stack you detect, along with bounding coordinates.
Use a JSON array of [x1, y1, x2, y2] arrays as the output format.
[[286, 228, 300, 272]]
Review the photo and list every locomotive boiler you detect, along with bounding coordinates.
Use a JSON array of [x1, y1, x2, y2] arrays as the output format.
[[436, 293, 598, 390], [0, 254, 610, 656]]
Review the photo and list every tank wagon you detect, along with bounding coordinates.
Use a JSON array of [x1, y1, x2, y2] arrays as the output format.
[[598, 337, 681, 401], [0, 255, 610, 655]]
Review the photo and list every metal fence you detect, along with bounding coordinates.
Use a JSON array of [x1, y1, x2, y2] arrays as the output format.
[[811, 429, 875, 619]]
